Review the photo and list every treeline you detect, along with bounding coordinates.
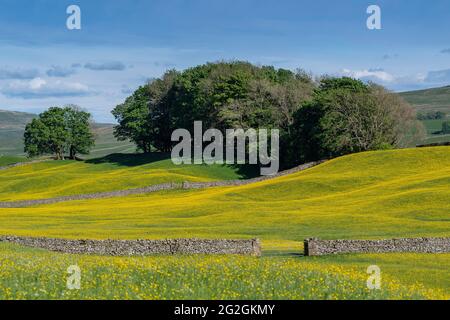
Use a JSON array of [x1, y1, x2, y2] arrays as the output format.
[[113, 61, 424, 169], [417, 111, 446, 120]]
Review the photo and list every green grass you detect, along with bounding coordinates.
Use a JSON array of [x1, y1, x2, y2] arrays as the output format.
[[0, 156, 27, 167], [419, 119, 450, 144], [83, 124, 136, 159]]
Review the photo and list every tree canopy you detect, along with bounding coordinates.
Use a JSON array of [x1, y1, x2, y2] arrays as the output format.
[[24, 106, 94, 159], [112, 61, 315, 156], [290, 78, 424, 162]]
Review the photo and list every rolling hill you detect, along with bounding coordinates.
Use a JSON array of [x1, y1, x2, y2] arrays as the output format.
[[0, 109, 135, 158], [0, 153, 247, 201], [0, 147, 448, 241], [0, 147, 448, 299], [400, 85, 450, 114]]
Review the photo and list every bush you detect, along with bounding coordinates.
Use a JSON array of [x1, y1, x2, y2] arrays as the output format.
[[443, 121, 450, 134]]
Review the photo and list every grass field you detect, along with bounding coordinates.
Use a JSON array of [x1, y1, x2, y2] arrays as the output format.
[[0, 153, 247, 201], [419, 119, 450, 144], [0, 147, 449, 299], [0, 243, 447, 300]]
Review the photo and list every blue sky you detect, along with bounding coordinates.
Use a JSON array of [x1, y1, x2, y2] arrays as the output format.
[[0, 0, 450, 122]]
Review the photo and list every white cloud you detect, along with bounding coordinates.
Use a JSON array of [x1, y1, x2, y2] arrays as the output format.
[[341, 68, 395, 83], [0, 77, 92, 99]]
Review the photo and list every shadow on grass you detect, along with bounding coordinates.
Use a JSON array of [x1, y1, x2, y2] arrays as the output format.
[[85, 152, 170, 167], [85, 152, 261, 179], [262, 250, 305, 258]]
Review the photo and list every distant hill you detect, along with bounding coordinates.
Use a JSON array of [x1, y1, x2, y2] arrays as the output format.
[[0, 109, 135, 158], [0, 109, 36, 129], [0, 109, 36, 155], [400, 86, 450, 144], [400, 85, 450, 114]]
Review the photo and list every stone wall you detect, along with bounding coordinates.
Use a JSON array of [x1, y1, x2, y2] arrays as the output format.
[[0, 183, 181, 208], [417, 142, 450, 148], [0, 159, 48, 171], [304, 237, 450, 256], [182, 161, 324, 189], [0, 236, 261, 256]]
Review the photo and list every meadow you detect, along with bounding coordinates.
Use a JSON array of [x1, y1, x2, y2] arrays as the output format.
[[0, 147, 449, 299], [0, 242, 447, 300], [0, 153, 246, 201], [420, 119, 450, 144], [1, 147, 449, 241]]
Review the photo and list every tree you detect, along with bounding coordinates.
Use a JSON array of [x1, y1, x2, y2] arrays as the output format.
[[112, 85, 153, 153], [24, 106, 94, 159], [24, 107, 68, 159], [290, 78, 424, 163], [146, 70, 178, 152], [443, 121, 450, 134], [417, 111, 446, 120], [64, 106, 95, 159]]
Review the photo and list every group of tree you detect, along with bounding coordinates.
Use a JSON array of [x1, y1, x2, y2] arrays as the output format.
[[24, 106, 94, 159], [417, 111, 446, 120], [290, 78, 424, 163], [112, 61, 424, 169]]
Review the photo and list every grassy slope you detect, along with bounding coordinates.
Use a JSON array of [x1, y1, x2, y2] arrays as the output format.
[[0, 153, 246, 201], [84, 124, 136, 159], [0, 110, 36, 156], [0, 147, 449, 241], [0, 156, 27, 167], [400, 85, 450, 114]]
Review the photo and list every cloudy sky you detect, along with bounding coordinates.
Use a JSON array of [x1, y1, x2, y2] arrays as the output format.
[[1, 0, 450, 122]]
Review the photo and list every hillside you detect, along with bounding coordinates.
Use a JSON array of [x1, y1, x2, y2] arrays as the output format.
[[0, 110, 36, 156], [0, 147, 448, 241], [0, 153, 248, 201], [0, 109, 135, 157], [399, 86, 450, 144], [400, 85, 450, 114]]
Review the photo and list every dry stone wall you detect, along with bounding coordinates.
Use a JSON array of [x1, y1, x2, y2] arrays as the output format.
[[0, 236, 261, 256], [304, 237, 450, 256], [0, 159, 49, 171], [417, 142, 450, 148]]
